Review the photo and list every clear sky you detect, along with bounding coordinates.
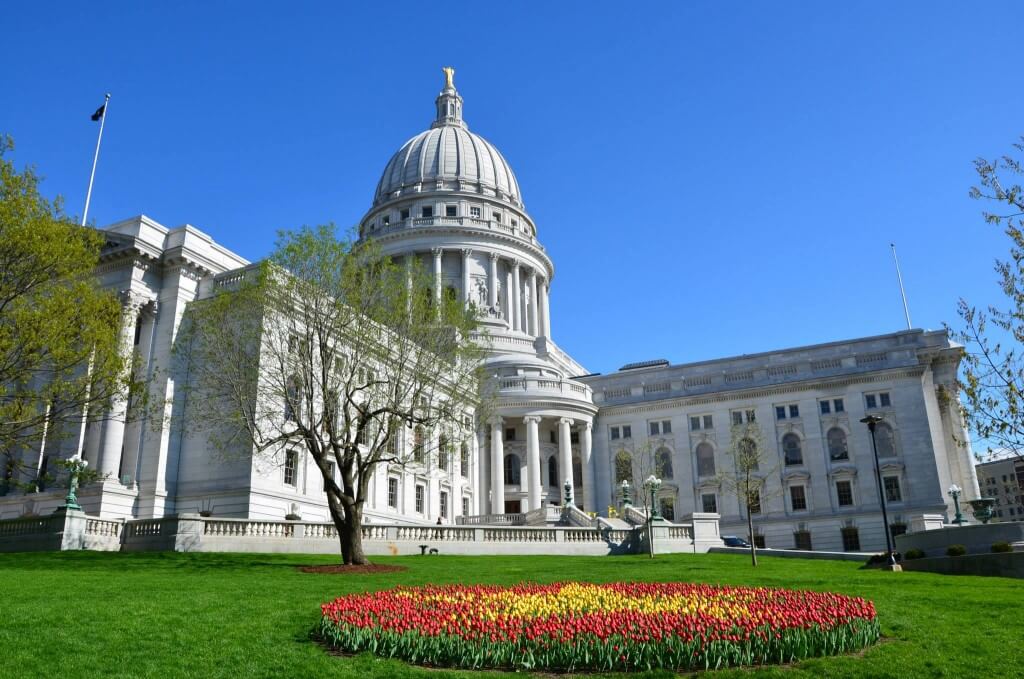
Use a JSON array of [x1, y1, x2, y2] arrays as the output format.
[[4, 2, 1022, 374]]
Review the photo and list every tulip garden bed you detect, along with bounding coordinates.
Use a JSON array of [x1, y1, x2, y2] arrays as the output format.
[[318, 582, 879, 672]]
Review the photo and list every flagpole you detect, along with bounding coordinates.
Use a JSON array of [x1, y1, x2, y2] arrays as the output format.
[[890, 243, 912, 330], [81, 93, 110, 227]]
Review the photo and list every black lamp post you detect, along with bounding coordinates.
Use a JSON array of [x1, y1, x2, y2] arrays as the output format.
[[860, 414, 896, 567]]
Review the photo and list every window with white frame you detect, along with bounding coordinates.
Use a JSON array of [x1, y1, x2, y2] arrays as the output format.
[[460, 442, 469, 478], [439, 491, 449, 519], [827, 427, 849, 461], [470, 206, 481, 218], [284, 450, 298, 487], [445, 205, 457, 217], [415, 484, 425, 513], [731, 409, 756, 425], [421, 206, 433, 218], [462, 496, 470, 516], [875, 422, 897, 457], [387, 477, 399, 508], [864, 391, 891, 410], [782, 433, 803, 466], [690, 414, 714, 431], [701, 492, 717, 513], [883, 475, 903, 502], [610, 425, 632, 440], [819, 398, 845, 415], [696, 442, 715, 477], [649, 420, 672, 436], [789, 485, 807, 511], [775, 403, 800, 420], [836, 480, 855, 507]]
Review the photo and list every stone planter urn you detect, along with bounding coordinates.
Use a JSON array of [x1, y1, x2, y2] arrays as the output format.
[[968, 498, 997, 524]]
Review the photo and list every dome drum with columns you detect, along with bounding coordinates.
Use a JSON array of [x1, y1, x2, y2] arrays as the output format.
[[359, 69, 598, 516]]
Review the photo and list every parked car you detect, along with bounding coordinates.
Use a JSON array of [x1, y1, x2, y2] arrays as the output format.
[[722, 536, 751, 548]]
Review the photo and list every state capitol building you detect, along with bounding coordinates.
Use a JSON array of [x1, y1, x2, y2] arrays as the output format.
[[0, 71, 980, 554]]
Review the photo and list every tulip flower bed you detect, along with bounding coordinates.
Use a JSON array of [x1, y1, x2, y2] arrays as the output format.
[[318, 582, 879, 671]]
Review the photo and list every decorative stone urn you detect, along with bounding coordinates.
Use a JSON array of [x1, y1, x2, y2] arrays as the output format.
[[968, 498, 997, 525]]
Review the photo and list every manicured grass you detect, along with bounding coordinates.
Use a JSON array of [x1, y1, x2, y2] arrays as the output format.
[[0, 550, 1020, 678]]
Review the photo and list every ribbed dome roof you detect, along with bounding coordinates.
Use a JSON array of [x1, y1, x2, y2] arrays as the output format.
[[372, 71, 523, 209]]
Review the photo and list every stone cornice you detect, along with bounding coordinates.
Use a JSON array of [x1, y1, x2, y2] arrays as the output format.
[[597, 366, 928, 416]]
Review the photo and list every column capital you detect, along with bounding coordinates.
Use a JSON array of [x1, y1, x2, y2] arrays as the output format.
[[511, 258, 520, 269], [559, 417, 574, 427], [489, 251, 500, 262], [118, 289, 149, 311], [431, 247, 444, 257], [461, 248, 473, 257], [528, 269, 538, 281], [523, 415, 542, 424], [490, 416, 504, 426], [582, 421, 593, 431]]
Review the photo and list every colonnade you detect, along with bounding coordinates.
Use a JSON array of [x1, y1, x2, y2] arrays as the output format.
[[420, 248, 551, 337], [489, 416, 594, 513]]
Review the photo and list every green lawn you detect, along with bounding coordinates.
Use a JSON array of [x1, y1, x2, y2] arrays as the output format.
[[0, 550, 1020, 678]]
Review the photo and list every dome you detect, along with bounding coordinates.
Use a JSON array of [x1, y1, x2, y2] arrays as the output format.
[[372, 70, 523, 209]]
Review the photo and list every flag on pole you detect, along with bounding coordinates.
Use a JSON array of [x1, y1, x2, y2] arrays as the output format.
[[90, 103, 106, 121]]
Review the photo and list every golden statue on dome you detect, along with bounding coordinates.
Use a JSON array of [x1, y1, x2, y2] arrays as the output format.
[[442, 66, 455, 89]]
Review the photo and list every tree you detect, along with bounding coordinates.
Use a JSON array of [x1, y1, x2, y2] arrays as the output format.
[[952, 137, 1024, 461], [629, 439, 670, 559], [0, 135, 132, 492], [716, 421, 780, 566], [178, 225, 487, 565]]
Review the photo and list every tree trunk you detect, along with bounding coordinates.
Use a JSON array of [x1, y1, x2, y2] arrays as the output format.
[[747, 508, 757, 567], [327, 490, 369, 566]]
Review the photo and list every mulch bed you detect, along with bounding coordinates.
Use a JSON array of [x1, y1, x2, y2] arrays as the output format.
[[298, 564, 408, 575]]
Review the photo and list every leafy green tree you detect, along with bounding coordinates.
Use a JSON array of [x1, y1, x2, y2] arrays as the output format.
[[952, 137, 1024, 460], [178, 225, 487, 565], [0, 136, 132, 492]]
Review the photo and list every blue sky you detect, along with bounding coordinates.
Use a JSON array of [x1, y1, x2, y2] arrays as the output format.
[[4, 2, 1022, 374]]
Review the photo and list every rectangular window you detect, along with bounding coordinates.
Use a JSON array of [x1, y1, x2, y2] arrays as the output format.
[[865, 394, 877, 409], [701, 493, 717, 513], [703, 414, 713, 429], [836, 480, 854, 507], [880, 392, 891, 407], [622, 425, 632, 439], [794, 530, 812, 550], [492, 211, 501, 222], [445, 205, 457, 217], [284, 450, 297, 487], [732, 411, 743, 426], [400, 208, 410, 220], [776, 406, 787, 420], [570, 431, 579, 444], [884, 476, 902, 502], [415, 484, 425, 513], [382, 215, 390, 226], [749, 490, 761, 514], [387, 478, 398, 508], [610, 426, 620, 440], [690, 416, 701, 431], [470, 206, 481, 218], [820, 400, 831, 415], [662, 420, 672, 434], [506, 427, 516, 442], [834, 398, 844, 412], [790, 485, 807, 511], [440, 491, 449, 519], [511, 219, 518, 227], [462, 496, 470, 516], [550, 430, 558, 444], [746, 409, 756, 423], [649, 421, 660, 436], [841, 527, 861, 551], [890, 523, 908, 537], [789, 404, 799, 418]]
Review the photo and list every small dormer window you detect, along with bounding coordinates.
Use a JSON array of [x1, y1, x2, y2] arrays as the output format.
[[382, 215, 390, 226], [511, 219, 518, 228], [492, 212, 501, 222], [445, 205, 457, 217], [422, 206, 433, 218], [400, 208, 410, 220], [470, 206, 481, 218]]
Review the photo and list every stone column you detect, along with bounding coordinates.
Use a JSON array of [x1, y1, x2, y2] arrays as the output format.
[[559, 418, 574, 505], [525, 415, 542, 510], [504, 269, 514, 328], [581, 421, 594, 513], [121, 300, 159, 487], [511, 260, 521, 332], [541, 280, 552, 338], [432, 248, 443, 310], [490, 419, 504, 514], [461, 248, 472, 307], [97, 291, 146, 480], [488, 253, 499, 309], [475, 427, 488, 515], [528, 270, 539, 337]]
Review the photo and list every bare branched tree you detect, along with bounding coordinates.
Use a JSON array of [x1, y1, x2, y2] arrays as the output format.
[[178, 225, 488, 565], [716, 421, 781, 567]]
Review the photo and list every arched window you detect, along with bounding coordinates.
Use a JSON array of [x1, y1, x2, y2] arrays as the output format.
[[614, 450, 632, 484], [548, 456, 559, 488], [655, 447, 674, 479], [504, 454, 521, 485], [875, 423, 896, 457], [696, 443, 715, 477], [460, 442, 469, 478], [827, 428, 848, 461], [739, 438, 759, 471], [438, 434, 450, 471], [413, 426, 426, 464], [659, 497, 675, 521], [782, 433, 803, 466]]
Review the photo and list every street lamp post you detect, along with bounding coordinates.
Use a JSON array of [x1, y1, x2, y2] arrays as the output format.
[[644, 475, 662, 520], [948, 484, 965, 525], [620, 479, 632, 508], [860, 415, 898, 568], [563, 479, 573, 508]]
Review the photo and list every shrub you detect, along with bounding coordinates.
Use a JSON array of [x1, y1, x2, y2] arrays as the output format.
[[946, 544, 967, 557], [991, 542, 1012, 553], [904, 548, 925, 560], [865, 552, 902, 566]]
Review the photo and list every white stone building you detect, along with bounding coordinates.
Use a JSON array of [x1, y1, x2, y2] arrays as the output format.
[[975, 457, 1024, 521], [0, 71, 981, 552]]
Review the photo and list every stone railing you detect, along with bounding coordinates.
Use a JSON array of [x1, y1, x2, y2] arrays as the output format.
[[457, 512, 526, 526], [494, 376, 593, 400], [623, 505, 649, 526], [0, 515, 59, 537], [563, 505, 597, 528], [86, 518, 122, 538], [523, 507, 550, 526]]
